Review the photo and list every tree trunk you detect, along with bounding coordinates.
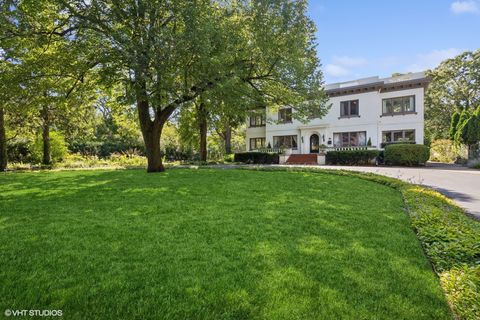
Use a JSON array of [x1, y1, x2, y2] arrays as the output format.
[[41, 106, 51, 166], [224, 123, 232, 154], [137, 99, 165, 172], [143, 124, 163, 172], [0, 107, 7, 171], [197, 102, 208, 162]]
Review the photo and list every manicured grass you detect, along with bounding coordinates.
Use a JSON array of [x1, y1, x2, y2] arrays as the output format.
[[0, 169, 451, 319]]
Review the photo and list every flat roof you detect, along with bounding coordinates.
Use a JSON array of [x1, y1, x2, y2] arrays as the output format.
[[324, 72, 429, 96]]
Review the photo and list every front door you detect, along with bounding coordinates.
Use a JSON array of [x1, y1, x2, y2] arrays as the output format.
[[310, 134, 319, 153]]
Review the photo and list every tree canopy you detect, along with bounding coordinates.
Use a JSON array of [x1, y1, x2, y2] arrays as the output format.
[[51, 0, 328, 171], [1, 0, 328, 172]]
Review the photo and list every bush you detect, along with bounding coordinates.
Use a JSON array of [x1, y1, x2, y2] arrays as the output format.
[[31, 131, 68, 164], [326, 150, 380, 165], [380, 141, 415, 148], [69, 140, 145, 158], [234, 152, 279, 164], [384, 144, 430, 166], [440, 265, 480, 320], [430, 139, 467, 163], [7, 138, 32, 163], [223, 154, 234, 163]]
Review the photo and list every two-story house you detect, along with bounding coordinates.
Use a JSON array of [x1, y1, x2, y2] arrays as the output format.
[[245, 72, 429, 156]]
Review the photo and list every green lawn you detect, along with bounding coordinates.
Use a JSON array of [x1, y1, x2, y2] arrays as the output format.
[[0, 169, 451, 319]]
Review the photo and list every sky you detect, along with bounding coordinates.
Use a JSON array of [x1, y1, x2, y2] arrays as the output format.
[[307, 0, 480, 84]]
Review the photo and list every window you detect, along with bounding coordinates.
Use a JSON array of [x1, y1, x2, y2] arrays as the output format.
[[249, 113, 266, 127], [333, 131, 367, 147], [273, 135, 298, 150], [382, 130, 415, 143], [340, 100, 359, 117], [278, 108, 292, 123], [382, 96, 415, 115], [249, 137, 265, 150]]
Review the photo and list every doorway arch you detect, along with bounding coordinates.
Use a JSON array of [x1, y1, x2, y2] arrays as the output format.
[[310, 134, 319, 153]]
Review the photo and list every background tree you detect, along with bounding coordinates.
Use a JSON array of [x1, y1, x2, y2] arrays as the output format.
[[1, 0, 97, 166], [425, 50, 480, 141]]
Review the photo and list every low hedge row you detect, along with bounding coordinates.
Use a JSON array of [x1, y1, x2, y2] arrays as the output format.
[[234, 152, 279, 164], [326, 150, 380, 165], [384, 144, 430, 166]]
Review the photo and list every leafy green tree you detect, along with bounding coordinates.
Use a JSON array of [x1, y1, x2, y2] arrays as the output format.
[[425, 49, 480, 140], [1, 0, 97, 166], [31, 131, 68, 164], [52, 0, 328, 172]]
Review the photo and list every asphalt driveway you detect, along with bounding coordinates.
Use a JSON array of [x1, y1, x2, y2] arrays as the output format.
[[318, 163, 480, 220]]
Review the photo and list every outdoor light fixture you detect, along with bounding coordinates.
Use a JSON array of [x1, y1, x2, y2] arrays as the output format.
[[322, 134, 325, 142], [301, 136, 304, 143]]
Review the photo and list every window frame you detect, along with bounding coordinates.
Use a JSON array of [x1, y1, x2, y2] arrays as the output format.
[[332, 131, 367, 147], [249, 137, 265, 150], [382, 95, 416, 116], [273, 135, 298, 150], [278, 108, 293, 124], [340, 100, 360, 118], [382, 129, 416, 143], [249, 113, 266, 127]]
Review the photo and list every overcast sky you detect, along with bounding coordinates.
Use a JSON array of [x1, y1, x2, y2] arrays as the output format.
[[307, 0, 480, 83]]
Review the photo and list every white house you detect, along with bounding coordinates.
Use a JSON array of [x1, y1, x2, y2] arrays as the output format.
[[246, 72, 429, 157]]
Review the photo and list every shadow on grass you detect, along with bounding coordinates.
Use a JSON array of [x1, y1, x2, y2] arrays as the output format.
[[0, 169, 452, 319]]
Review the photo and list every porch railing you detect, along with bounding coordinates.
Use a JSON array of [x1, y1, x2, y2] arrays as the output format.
[[254, 147, 285, 154], [251, 146, 377, 154]]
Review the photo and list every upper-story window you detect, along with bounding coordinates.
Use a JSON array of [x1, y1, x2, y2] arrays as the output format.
[[382, 95, 415, 115], [249, 113, 266, 127], [278, 108, 292, 123], [340, 100, 359, 117]]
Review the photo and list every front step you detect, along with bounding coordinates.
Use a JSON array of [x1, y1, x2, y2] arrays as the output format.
[[286, 154, 318, 165]]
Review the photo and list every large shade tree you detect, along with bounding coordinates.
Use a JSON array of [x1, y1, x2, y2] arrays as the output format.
[[49, 0, 328, 172]]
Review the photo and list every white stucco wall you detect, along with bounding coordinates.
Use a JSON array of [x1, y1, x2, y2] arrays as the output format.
[[245, 86, 425, 153]]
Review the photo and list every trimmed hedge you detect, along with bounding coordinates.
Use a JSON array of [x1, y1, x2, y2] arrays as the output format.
[[384, 144, 430, 166], [380, 141, 415, 148], [326, 150, 380, 165], [234, 152, 279, 164]]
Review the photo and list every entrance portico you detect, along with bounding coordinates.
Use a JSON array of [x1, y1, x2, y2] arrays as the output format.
[[299, 125, 328, 154]]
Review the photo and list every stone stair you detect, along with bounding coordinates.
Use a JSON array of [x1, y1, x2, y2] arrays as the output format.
[[286, 154, 318, 165]]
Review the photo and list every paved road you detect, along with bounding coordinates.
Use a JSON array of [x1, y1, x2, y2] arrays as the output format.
[[314, 163, 480, 220]]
